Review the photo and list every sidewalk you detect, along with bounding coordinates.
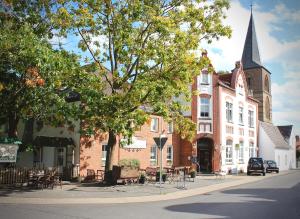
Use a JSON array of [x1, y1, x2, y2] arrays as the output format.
[[0, 171, 292, 204]]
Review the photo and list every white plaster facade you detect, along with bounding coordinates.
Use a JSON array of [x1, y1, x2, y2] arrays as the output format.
[[220, 73, 258, 173], [259, 123, 296, 171]]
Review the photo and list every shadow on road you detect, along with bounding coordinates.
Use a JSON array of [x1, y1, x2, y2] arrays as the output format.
[[165, 182, 300, 219]]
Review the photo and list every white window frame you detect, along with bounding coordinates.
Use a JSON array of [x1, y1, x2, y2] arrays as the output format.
[[166, 145, 173, 162], [249, 142, 255, 158], [248, 110, 254, 128], [150, 145, 157, 165], [225, 140, 233, 164], [200, 72, 209, 84], [150, 118, 159, 132], [200, 97, 210, 118], [226, 102, 233, 123], [239, 107, 244, 125], [239, 141, 244, 163], [167, 122, 173, 134], [101, 144, 108, 167]]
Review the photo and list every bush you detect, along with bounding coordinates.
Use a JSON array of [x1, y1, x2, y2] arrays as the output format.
[[118, 159, 140, 169], [190, 170, 196, 178]]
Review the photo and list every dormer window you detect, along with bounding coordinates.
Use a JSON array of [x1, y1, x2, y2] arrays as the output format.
[[200, 72, 209, 84], [238, 84, 244, 95]]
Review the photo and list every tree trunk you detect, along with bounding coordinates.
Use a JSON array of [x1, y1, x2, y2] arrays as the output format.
[[21, 118, 34, 151], [104, 130, 117, 183], [8, 112, 19, 138]]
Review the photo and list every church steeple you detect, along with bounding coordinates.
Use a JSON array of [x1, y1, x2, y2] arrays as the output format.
[[241, 10, 262, 69]]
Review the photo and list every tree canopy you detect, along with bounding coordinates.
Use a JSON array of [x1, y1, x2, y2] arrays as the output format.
[[0, 0, 231, 177], [48, 0, 231, 173]]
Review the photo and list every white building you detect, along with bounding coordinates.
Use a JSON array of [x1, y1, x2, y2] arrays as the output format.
[[218, 62, 259, 174], [259, 122, 296, 171]]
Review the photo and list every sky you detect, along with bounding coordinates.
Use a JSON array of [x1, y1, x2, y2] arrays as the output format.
[[53, 0, 300, 136], [202, 0, 300, 135]]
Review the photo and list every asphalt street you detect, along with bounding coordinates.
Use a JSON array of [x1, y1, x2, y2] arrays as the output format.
[[1, 170, 300, 219]]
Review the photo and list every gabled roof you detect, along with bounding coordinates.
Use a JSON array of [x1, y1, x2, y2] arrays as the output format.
[[260, 121, 290, 149], [241, 12, 262, 69], [277, 125, 293, 142]]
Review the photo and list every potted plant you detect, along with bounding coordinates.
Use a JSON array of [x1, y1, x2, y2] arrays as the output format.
[[139, 173, 146, 184], [190, 170, 196, 178], [156, 171, 167, 182]]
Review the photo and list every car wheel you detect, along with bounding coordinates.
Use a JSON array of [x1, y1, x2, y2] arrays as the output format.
[[262, 172, 266, 176], [276, 170, 279, 173]]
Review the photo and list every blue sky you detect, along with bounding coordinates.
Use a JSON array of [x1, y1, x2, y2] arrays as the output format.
[[203, 0, 300, 135]]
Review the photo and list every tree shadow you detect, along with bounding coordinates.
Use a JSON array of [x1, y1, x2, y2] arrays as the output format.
[[165, 182, 300, 219]]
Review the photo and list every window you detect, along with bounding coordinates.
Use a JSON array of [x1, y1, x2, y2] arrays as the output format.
[[226, 102, 233, 122], [239, 107, 244, 125], [249, 142, 255, 158], [249, 130, 255, 137], [239, 128, 244, 136], [265, 97, 271, 120], [239, 141, 244, 163], [264, 75, 270, 93], [225, 140, 233, 163], [201, 72, 209, 84], [238, 84, 244, 95], [101, 144, 108, 167], [151, 118, 159, 132], [199, 123, 211, 133], [150, 145, 157, 166], [167, 122, 173, 133], [226, 125, 234, 134], [166, 145, 173, 162], [248, 110, 254, 128], [200, 97, 210, 117]]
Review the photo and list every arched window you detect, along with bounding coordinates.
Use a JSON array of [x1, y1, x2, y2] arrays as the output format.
[[264, 75, 270, 93], [265, 97, 270, 120]]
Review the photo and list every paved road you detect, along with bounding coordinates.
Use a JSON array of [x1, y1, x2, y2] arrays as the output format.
[[1, 170, 300, 219]]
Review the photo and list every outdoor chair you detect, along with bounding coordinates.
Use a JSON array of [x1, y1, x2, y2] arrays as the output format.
[[145, 167, 157, 183], [96, 170, 104, 181], [85, 169, 96, 182], [215, 168, 227, 180]]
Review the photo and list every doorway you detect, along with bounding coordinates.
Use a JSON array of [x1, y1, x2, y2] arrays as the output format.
[[197, 138, 213, 173]]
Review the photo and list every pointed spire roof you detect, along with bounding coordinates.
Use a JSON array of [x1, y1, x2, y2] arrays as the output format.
[[242, 11, 262, 69]]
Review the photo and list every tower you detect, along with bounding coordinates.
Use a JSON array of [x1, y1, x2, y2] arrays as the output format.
[[242, 10, 272, 123]]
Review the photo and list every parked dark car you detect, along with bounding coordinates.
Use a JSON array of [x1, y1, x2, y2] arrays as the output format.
[[247, 157, 265, 176], [264, 160, 279, 173]]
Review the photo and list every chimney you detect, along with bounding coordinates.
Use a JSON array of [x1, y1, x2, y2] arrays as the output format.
[[235, 61, 241, 69]]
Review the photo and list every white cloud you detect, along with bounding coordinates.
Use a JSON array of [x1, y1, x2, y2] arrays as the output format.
[[273, 3, 300, 23]]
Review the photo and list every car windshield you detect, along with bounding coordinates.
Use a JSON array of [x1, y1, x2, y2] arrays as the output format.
[[251, 158, 262, 163]]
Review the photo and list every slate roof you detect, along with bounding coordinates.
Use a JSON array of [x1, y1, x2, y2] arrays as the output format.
[[260, 121, 290, 149], [241, 12, 262, 69], [277, 125, 293, 142]]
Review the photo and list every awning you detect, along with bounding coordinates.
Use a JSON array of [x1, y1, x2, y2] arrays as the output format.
[[33, 136, 75, 147]]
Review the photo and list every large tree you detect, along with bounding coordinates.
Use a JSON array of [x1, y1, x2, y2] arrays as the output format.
[[49, 0, 231, 181]]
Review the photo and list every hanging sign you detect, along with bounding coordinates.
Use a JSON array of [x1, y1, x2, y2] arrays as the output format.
[[0, 144, 19, 163]]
